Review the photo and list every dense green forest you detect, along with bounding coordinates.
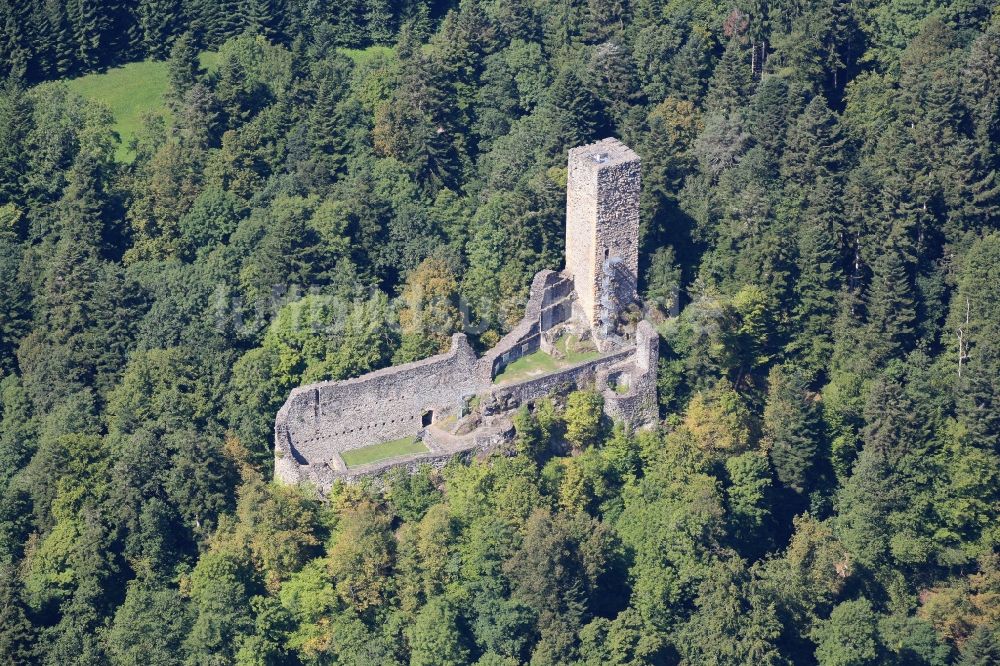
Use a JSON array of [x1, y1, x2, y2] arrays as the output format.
[[1, 0, 999, 663]]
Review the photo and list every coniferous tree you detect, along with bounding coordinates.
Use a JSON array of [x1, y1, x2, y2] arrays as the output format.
[[315, 0, 364, 46], [675, 558, 783, 665], [245, 0, 284, 42], [747, 76, 793, 160], [544, 67, 607, 153], [67, 0, 107, 71], [138, 0, 182, 59], [942, 237, 1000, 548], [213, 50, 267, 126], [307, 76, 347, 177], [403, 2, 434, 42], [588, 40, 637, 123], [838, 361, 946, 567], [0, 564, 34, 662], [668, 30, 714, 102], [46, 0, 77, 76], [174, 81, 219, 150], [0, 82, 30, 204], [863, 229, 916, 369], [945, 342, 1000, 551], [789, 215, 841, 371], [0, 0, 31, 80], [780, 97, 846, 369], [781, 95, 845, 212], [0, 216, 29, 374], [104, 0, 141, 63], [705, 37, 754, 113], [959, 626, 1000, 666], [964, 25, 1000, 154], [764, 363, 820, 495], [166, 30, 202, 106], [187, 0, 242, 47], [365, 0, 395, 44]]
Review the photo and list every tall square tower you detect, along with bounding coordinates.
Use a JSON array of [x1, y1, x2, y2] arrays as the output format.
[[565, 138, 641, 333]]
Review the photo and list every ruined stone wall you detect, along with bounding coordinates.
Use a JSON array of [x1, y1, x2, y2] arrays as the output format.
[[565, 138, 641, 330], [481, 321, 658, 431], [274, 333, 482, 483], [482, 348, 633, 416], [293, 450, 471, 492], [601, 321, 659, 426], [275, 323, 661, 487], [475, 270, 575, 383]]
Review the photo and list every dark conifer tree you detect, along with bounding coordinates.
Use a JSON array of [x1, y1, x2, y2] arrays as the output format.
[[789, 215, 841, 371], [402, 2, 434, 42], [245, 0, 285, 42], [0, 81, 30, 205], [139, 0, 183, 59], [835, 367, 911, 565], [0, 0, 31, 80], [166, 30, 202, 107], [588, 41, 638, 124], [545, 67, 607, 153], [0, 229, 29, 375], [747, 76, 793, 160], [959, 626, 1000, 666], [176, 82, 220, 149], [307, 77, 348, 179], [668, 31, 714, 102], [67, 0, 107, 71], [705, 37, 754, 113], [46, 0, 78, 76], [318, 0, 365, 46], [214, 53, 266, 126], [765, 363, 820, 495], [186, 0, 241, 46], [862, 230, 916, 369], [104, 0, 141, 63], [365, 0, 396, 44], [23, 0, 52, 79], [964, 25, 1000, 152], [0, 565, 35, 661], [782, 96, 846, 369], [935, 342, 999, 553], [781, 95, 845, 198]]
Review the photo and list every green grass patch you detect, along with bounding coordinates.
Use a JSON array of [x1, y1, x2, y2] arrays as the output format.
[[63, 52, 218, 162], [341, 435, 428, 468], [493, 335, 600, 384], [339, 45, 395, 66]]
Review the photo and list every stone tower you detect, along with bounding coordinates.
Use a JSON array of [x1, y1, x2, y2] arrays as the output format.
[[564, 138, 641, 335]]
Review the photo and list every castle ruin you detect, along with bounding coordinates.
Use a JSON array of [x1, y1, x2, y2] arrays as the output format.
[[274, 138, 658, 491]]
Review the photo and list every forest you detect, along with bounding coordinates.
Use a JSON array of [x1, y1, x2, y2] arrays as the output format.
[[0, 0, 999, 663]]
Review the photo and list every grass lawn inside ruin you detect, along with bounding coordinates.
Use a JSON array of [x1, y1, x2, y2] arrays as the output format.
[[493, 335, 600, 384], [341, 435, 428, 468]]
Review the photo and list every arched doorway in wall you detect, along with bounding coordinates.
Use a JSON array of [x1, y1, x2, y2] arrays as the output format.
[[421, 410, 434, 427]]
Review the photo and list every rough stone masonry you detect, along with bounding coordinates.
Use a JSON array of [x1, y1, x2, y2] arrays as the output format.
[[565, 138, 641, 335], [274, 138, 658, 491]]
